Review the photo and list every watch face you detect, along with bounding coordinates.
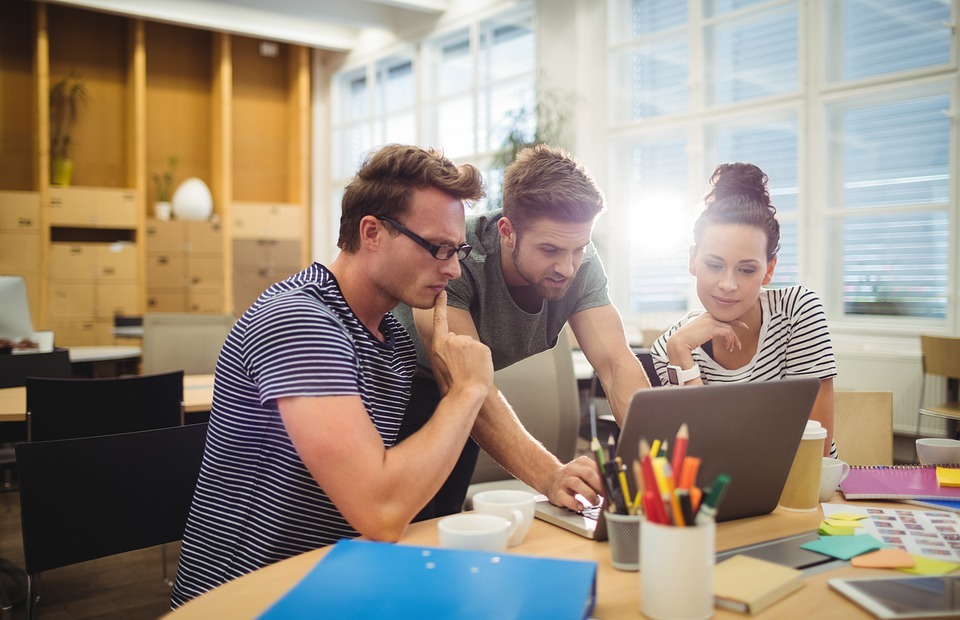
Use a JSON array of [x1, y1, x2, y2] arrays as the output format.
[[667, 366, 680, 384]]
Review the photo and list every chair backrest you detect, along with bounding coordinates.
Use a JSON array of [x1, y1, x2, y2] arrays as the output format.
[[0, 349, 71, 389], [920, 334, 960, 379], [26, 370, 185, 441], [15, 423, 208, 575], [470, 328, 580, 484], [142, 312, 235, 375], [834, 391, 893, 466]]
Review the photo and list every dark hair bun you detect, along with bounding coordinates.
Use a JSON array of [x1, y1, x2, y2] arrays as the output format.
[[704, 162, 771, 208]]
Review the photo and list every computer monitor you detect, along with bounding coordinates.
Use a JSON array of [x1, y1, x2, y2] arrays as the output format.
[[0, 275, 35, 343]]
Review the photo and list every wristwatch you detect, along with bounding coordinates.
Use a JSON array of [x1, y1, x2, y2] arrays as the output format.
[[667, 363, 700, 385]]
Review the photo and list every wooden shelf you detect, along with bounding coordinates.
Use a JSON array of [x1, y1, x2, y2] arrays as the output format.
[[0, 1, 313, 344]]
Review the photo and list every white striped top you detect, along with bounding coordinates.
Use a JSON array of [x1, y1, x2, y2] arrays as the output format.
[[650, 285, 838, 456], [171, 263, 416, 607]]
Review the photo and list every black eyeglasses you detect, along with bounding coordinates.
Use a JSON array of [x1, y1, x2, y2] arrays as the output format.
[[377, 216, 472, 261]]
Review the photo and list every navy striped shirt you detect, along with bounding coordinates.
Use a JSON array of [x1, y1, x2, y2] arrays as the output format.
[[171, 263, 416, 607]]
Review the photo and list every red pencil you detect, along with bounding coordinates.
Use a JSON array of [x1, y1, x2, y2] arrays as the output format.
[[671, 422, 689, 480]]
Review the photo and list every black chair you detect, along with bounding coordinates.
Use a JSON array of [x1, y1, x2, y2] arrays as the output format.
[[0, 349, 72, 389], [26, 370, 185, 442], [15, 423, 208, 620]]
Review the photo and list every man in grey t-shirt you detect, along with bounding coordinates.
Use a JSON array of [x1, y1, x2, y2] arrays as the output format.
[[393, 145, 650, 519]]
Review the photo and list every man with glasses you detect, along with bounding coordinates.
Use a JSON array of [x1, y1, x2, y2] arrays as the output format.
[[394, 144, 650, 519], [172, 144, 493, 606]]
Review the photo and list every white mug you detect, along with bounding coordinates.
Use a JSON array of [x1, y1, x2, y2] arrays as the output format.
[[471, 489, 536, 547], [437, 513, 511, 552], [818, 457, 851, 502]]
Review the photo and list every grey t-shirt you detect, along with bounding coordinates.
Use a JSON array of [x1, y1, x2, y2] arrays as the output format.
[[393, 210, 610, 378]]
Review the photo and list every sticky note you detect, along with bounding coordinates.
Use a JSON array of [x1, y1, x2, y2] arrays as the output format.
[[819, 521, 855, 536], [824, 518, 865, 529], [898, 555, 960, 576], [826, 512, 868, 521], [851, 549, 916, 569], [936, 467, 960, 488], [800, 535, 884, 560]]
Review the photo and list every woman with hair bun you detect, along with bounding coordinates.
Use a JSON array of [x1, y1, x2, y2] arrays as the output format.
[[649, 163, 838, 457]]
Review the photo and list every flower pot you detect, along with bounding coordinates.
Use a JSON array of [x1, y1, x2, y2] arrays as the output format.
[[50, 158, 73, 186], [154, 201, 172, 221]]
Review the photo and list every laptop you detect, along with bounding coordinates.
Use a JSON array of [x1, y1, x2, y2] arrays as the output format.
[[534, 378, 820, 535], [616, 378, 821, 522]]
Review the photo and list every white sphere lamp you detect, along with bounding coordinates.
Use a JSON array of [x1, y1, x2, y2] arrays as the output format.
[[171, 177, 213, 221]]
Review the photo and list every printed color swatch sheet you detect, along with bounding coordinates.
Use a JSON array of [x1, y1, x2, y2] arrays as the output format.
[[823, 503, 960, 562]]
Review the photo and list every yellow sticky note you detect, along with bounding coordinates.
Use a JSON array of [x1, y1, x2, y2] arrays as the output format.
[[851, 549, 916, 569], [827, 512, 868, 521], [936, 467, 960, 488], [898, 555, 960, 576], [824, 518, 865, 529], [819, 521, 855, 536]]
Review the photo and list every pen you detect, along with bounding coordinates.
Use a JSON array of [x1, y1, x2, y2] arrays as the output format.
[[678, 489, 695, 526], [695, 474, 731, 525], [671, 422, 689, 480]]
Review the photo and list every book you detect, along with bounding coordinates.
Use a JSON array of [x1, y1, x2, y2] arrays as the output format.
[[902, 498, 960, 513], [258, 539, 597, 619], [713, 554, 804, 614], [840, 465, 960, 500]]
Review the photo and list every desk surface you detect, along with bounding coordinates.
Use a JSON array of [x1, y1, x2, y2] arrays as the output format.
[[163, 499, 885, 619], [0, 373, 214, 423], [67, 346, 142, 363]]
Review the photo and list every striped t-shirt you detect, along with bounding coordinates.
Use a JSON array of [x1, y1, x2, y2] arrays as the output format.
[[650, 285, 838, 456], [171, 262, 416, 607]]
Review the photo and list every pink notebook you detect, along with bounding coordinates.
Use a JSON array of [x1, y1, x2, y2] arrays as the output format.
[[840, 465, 960, 500]]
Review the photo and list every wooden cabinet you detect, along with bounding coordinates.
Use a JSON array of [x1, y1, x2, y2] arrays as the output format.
[[146, 219, 225, 312], [0, 2, 312, 345], [0, 191, 42, 327]]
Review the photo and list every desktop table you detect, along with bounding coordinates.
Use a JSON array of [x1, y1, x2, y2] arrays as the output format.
[[68, 345, 142, 377], [162, 498, 884, 619], [0, 373, 215, 424]]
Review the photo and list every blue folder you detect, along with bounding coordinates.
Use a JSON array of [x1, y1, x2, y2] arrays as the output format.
[[259, 539, 597, 619]]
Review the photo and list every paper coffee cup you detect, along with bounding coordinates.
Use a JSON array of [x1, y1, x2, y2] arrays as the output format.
[[778, 420, 827, 512]]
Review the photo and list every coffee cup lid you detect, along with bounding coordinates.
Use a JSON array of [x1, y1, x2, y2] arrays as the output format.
[[803, 420, 827, 440]]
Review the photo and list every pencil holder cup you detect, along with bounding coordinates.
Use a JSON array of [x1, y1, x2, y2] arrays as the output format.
[[605, 511, 642, 571], [640, 518, 715, 620]]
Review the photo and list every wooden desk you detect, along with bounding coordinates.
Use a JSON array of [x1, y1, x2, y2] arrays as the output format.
[[163, 500, 883, 619], [0, 373, 215, 424]]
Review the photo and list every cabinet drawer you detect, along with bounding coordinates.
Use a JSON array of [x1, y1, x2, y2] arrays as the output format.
[[147, 291, 188, 313], [0, 232, 41, 273], [48, 283, 96, 319], [49, 244, 99, 280], [232, 202, 302, 240], [97, 283, 140, 317], [146, 219, 186, 254], [0, 191, 40, 231], [147, 255, 187, 289], [187, 255, 224, 289]]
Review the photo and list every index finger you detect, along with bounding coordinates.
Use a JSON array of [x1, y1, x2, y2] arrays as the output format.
[[433, 290, 449, 340]]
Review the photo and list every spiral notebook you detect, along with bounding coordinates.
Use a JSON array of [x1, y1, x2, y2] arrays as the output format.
[[840, 465, 960, 501]]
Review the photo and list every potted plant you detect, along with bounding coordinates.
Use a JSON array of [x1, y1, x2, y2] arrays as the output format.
[[49, 74, 88, 186], [489, 79, 576, 208], [151, 156, 179, 220]]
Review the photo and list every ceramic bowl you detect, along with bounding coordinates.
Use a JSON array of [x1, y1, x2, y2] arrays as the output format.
[[916, 438, 960, 465]]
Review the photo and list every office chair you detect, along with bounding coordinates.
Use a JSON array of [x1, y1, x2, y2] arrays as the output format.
[[142, 312, 235, 375], [16, 423, 208, 620], [26, 371, 185, 442], [463, 329, 581, 507], [916, 335, 960, 439]]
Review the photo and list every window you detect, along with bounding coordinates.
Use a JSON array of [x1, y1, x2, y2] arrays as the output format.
[[330, 1, 535, 216], [609, 0, 956, 327]]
